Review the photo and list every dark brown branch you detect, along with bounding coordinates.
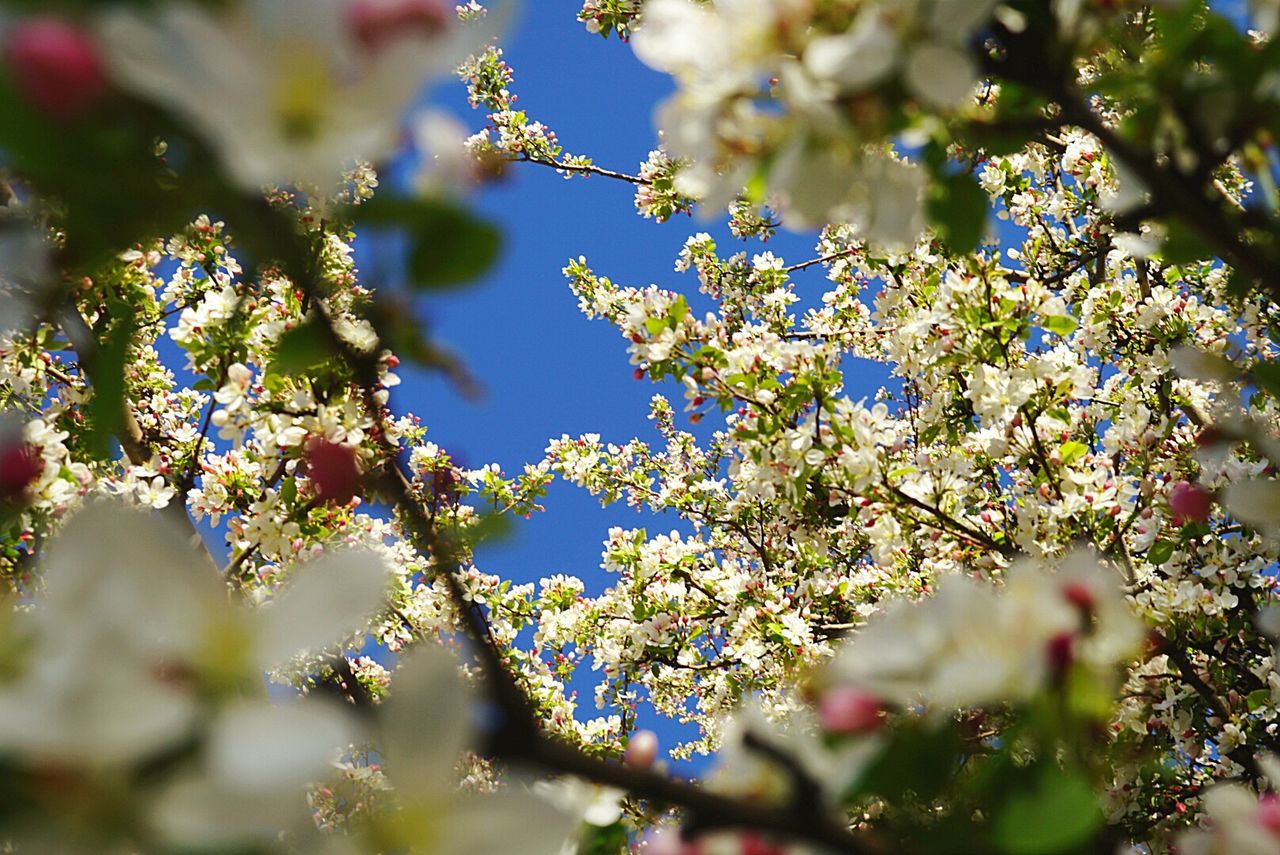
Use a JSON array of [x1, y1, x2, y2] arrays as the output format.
[[518, 154, 649, 185], [60, 308, 216, 567], [296, 264, 895, 855]]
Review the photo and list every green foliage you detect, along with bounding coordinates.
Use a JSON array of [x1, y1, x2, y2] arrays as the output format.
[[992, 768, 1102, 855], [271, 318, 335, 376], [354, 197, 502, 289], [577, 821, 629, 855], [928, 171, 988, 255], [85, 303, 136, 460]]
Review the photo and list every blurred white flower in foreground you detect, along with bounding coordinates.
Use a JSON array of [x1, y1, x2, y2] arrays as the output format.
[[827, 551, 1144, 711], [1223, 476, 1280, 538], [711, 702, 880, 807], [96, 0, 488, 193], [410, 109, 480, 196], [629, 0, 995, 245], [535, 776, 625, 832], [0, 501, 388, 846], [0, 220, 52, 336], [371, 646, 579, 854], [1177, 773, 1280, 855]]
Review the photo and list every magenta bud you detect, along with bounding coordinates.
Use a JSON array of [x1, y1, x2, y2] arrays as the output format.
[[1169, 480, 1212, 525], [818, 686, 883, 734], [5, 17, 107, 119]]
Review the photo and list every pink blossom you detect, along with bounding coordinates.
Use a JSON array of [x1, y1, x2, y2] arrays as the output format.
[[0, 442, 41, 503], [345, 0, 450, 53], [818, 687, 883, 734], [305, 439, 363, 505], [4, 18, 106, 119], [1169, 480, 1213, 525], [624, 729, 659, 768]]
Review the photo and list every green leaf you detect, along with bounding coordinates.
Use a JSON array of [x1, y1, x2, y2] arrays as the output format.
[[1147, 540, 1175, 566], [993, 768, 1101, 854], [1248, 688, 1272, 712], [280, 477, 299, 507], [851, 723, 964, 803], [1058, 440, 1088, 465], [1159, 218, 1217, 265], [355, 197, 501, 288], [1042, 315, 1078, 337], [578, 821, 629, 855], [669, 295, 690, 326], [1252, 361, 1280, 399], [271, 319, 334, 375], [457, 512, 513, 549], [928, 172, 988, 254], [87, 306, 138, 460]]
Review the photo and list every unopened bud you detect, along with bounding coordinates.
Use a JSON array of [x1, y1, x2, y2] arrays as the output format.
[[624, 729, 659, 768], [818, 686, 883, 734], [1169, 480, 1213, 525], [0, 441, 42, 503], [4, 17, 106, 119], [1045, 631, 1076, 682], [345, 0, 449, 53], [305, 438, 363, 505]]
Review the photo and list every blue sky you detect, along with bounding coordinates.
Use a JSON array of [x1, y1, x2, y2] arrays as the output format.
[[146, 2, 893, 761], [368, 6, 864, 758], [396, 6, 862, 591]]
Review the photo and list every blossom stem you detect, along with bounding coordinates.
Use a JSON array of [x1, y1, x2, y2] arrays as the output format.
[[517, 154, 649, 185], [295, 246, 899, 855]]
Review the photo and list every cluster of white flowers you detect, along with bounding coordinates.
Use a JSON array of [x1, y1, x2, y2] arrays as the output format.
[[825, 551, 1144, 711], [96, 0, 486, 192], [7, 0, 1280, 852], [627, 0, 998, 244]]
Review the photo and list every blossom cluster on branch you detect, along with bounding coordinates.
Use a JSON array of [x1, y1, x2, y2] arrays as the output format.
[[4, 1, 1280, 854]]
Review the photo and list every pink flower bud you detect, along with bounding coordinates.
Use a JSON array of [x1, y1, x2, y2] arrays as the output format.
[[345, 0, 449, 53], [4, 17, 106, 119], [740, 833, 787, 855], [1045, 631, 1076, 682], [1169, 480, 1212, 525], [624, 729, 659, 768], [1257, 793, 1280, 836], [305, 438, 363, 505], [818, 686, 883, 734], [643, 827, 700, 855], [0, 442, 42, 502], [1060, 581, 1096, 616]]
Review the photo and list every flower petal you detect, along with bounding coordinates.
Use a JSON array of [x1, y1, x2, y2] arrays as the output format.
[[380, 644, 473, 798], [255, 548, 389, 666], [208, 699, 355, 793]]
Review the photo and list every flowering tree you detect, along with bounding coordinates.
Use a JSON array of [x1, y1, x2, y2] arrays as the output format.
[[4, 0, 1280, 853]]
